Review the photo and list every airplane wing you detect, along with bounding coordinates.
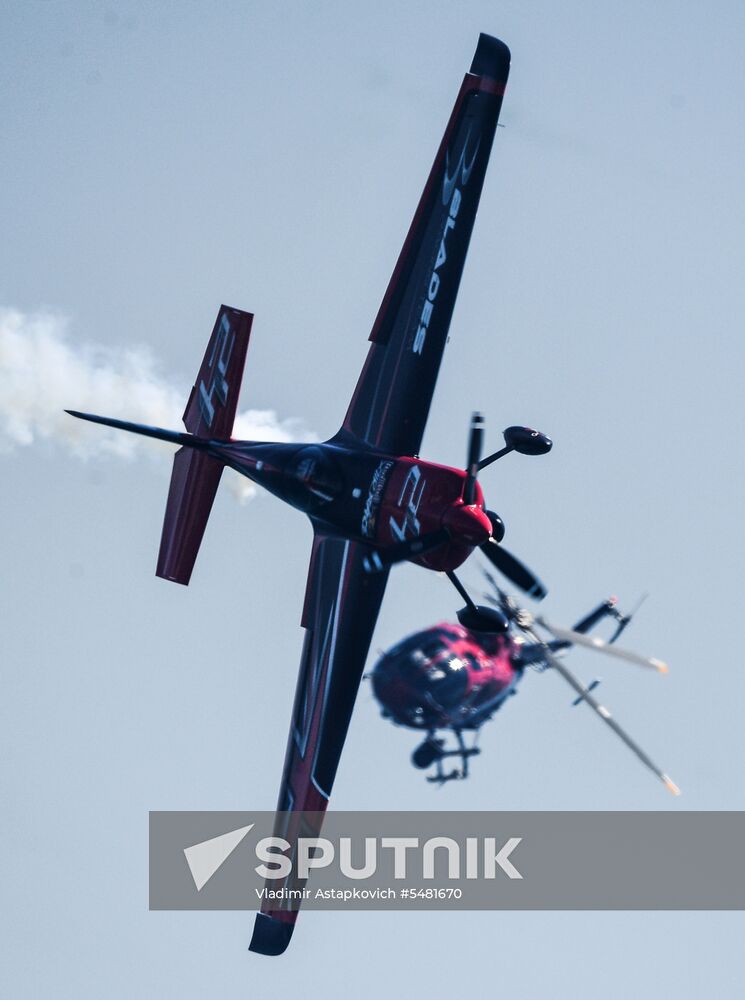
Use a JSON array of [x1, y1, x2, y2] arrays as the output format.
[[335, 33, 510, 457], [249, 533, 389, 956]]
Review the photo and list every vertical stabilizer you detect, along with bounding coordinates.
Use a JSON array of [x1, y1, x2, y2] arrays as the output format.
[[156, 306, 253, 584]]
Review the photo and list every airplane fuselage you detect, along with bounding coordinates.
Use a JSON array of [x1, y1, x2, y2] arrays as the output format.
[[212, 439, 493, 572]]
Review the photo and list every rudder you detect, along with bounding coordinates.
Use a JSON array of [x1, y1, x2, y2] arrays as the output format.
[[182, 306, 253, 438]]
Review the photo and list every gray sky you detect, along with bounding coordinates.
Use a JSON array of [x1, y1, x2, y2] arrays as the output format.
[[1, 1, 744, 996]]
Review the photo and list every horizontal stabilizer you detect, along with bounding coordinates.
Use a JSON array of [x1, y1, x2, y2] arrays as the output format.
[[156, 448, 223, 585]]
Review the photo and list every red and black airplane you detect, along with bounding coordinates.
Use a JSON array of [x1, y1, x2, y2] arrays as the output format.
[[70, 34, 556, 955], [371, 577, 680, 792]]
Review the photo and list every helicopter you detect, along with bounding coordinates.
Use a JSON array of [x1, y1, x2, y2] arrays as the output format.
[[370, 575, 680, 793]]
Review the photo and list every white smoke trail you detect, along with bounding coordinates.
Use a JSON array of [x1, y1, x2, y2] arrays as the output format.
[[0, 307, 316, 501]]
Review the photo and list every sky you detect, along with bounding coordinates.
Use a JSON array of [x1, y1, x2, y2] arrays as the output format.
[[1, 1, 744, 996]]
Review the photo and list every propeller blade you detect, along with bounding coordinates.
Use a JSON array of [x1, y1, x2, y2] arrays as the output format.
[[463, 412, 484, 505], [480, 539, 547, 600], [519, 623, 680, 795], [536, 619, 668, 673], [362, 529, 450, 574]]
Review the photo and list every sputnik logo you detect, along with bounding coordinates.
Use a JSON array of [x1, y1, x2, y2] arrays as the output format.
[[180, 820, 524, 890], [184, 823, 254, 891]]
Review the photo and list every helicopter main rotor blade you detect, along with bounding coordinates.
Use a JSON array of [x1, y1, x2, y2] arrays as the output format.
[[521, 625, 680, 795], [480, 538, 547, 600], [536, 619, 668, 673]]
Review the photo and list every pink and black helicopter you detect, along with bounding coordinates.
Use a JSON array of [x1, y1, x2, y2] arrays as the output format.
[[371, 577, 678, 790]]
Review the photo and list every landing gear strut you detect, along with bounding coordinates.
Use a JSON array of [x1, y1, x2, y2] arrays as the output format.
[[446, 569, 509, 633], [412, 729, 481, 784]]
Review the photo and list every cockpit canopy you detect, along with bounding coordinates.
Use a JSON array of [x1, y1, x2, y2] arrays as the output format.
[[286, 446, 343, 512]]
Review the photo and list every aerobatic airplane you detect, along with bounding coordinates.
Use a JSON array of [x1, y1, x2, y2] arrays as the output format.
[[69, 34, 555, 955]]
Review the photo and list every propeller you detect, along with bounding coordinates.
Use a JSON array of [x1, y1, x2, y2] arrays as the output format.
[[480, 535, 548, 600], [463, 412, 484, 505], [460, 413, 549, 600], [364, 412, 552, 596]]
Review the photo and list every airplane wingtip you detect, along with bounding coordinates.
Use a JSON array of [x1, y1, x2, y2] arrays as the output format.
[[471, 34, 511, 81], [249, 913, 295, 957]]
